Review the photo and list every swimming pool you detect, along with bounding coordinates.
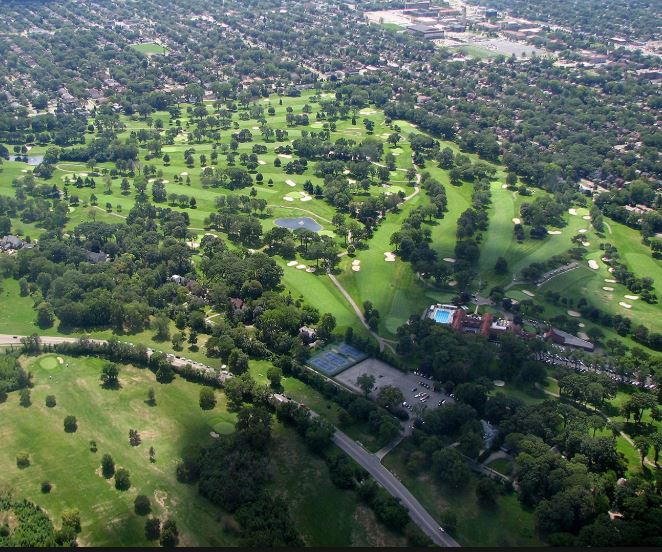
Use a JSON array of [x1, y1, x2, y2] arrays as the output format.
[[434, 309, 452, 324]]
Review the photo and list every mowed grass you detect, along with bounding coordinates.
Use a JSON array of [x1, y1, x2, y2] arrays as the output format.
[[0, 354, 237, 547], [269, 423, 407, 546], [383, 441, 542, 547], [130, 42, 167, 54], [0, 353, 400, 546]]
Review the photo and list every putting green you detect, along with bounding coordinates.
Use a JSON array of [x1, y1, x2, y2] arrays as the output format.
[[212, 421, 234, 435], [39, 356, 59, 370]]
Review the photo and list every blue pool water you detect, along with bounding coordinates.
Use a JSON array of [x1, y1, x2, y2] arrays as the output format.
[[434, 309, 452, 324]]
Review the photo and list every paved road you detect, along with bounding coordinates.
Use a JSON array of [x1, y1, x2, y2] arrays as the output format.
[[3, 334, 457, 546], [333, 430, 459, 547]]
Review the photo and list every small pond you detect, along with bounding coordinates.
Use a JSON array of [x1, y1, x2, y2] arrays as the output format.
[[274, 217, 322, 232], [9, 155, 44, 166]]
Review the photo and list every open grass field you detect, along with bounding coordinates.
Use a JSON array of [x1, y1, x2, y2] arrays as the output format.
[[0, 353, 401, 546], [130, 42, 168, 55], [383, 440, 542, 547], [0, 353, 237, 547]]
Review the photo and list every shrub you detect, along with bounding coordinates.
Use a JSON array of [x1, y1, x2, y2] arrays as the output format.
[[134, 495, 151, 516], [45, 395, 56, 408], [145, 518, 161, 541], [63, 415, 78, 433], [41, 481, 52, 494], [101, 454, 115, 478], [114, 468, 131, 491], [16, 452, 30, 468]]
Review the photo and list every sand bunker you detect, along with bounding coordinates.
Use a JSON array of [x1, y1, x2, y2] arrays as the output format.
[[581, 241, 590, 247], [501, 184, 509, 189], [588, 260, 599, 270], [608, 267, 615, 273], [384, 252, 396, 262], [522, 290, 535, 297], [443, 257, 456, 263], [252, 126, 259, 130], [296, 264, 306, 270], [258, 160, 266, 165], [582, 215, 591, 221], [605, 279, 617, 283], [548, 230, 562, 235], [624, 295, 639, 301], [57, 357, 64, 364], [283, 196, 294, 202], [286, 179, 296, 187], [359, 109, 377, 115], [352, 260, 361, 266], [568, 208, 577, 215], [287, 260, 298, 267], [603, 287, 614, 291], [448, 280, 457, 287], [619, 302, 632, 309], [512, 218, 521, 224], [352, 265, 361, 272], [180, 172, 189, 176], [300, 195, 312, 202], [278, 153, 293, 159], [567, 310, 581, 317], [578, 228, 587, 234], [305, 267, 316, 273]]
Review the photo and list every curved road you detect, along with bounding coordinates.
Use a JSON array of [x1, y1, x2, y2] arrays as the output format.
[[1, 334, 458, 547]]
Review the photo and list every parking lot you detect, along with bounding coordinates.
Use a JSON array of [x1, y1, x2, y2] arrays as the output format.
[[335, 358, 452, 414]]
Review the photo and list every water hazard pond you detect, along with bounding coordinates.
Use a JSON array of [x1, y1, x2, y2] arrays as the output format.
[[274, 217, 322, 232]]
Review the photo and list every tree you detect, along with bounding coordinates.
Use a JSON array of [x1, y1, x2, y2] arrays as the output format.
[[432, 448, 470, 488], [100, 362, 120, 388], [357, 373, 376, 396], [16, 452, 30, 468], [199, 387, 217, 410], [266, 366, 282, 388], [494, 256, 508, 275], [377, 385, 404, 409], [317, 313, 336, 341], [476, 477, 498, 507], [19, 388, 31, 407], [228, 349, 249, 375], [129, 429, 142, 446], [152, 315, 170, 341], [114, 468, 131, 490], [36, 302, 55, 329], [160, 518, 179, 547], [63, 415, 78, 433], [101, 454, 115, 478], [145, 518, 161, 541], [147, 388, 156, 406], [45, 395, 56, 408], [634, 437, 650, 467], [61, 509, 81, 534], [134, 495, 151, 516]]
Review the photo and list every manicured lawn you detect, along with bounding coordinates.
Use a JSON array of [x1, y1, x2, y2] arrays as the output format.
[[486, 458, 514, 477]]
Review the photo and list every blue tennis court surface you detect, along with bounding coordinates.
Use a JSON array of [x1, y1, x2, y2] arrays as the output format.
[[307, 343, 368, 376]]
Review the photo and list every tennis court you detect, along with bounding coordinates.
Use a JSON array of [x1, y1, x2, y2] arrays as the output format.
[[307, 342, 368, 376]]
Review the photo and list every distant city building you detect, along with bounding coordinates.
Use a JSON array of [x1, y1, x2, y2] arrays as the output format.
[[406, 24, 445, 40]]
